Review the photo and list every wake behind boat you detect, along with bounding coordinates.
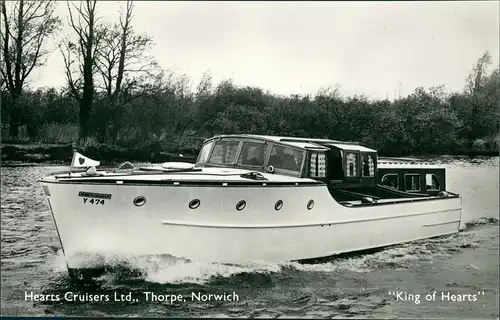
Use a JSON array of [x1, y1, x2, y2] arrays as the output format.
[[39, 134, 463, 274]]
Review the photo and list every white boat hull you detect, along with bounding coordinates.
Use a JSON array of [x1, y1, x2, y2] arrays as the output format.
[[40, 178, 462, 268]]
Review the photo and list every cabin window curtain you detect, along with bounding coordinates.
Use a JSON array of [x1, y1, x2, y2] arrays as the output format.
[[309, 153, 326, 178], [369, 155, 374, 176], [362, 154, 375, 177], [310, 153, 317, 176], [318, 153, 326, 177], [346, 153, 357, 177]]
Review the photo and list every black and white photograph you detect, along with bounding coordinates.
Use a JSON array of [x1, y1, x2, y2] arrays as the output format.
[[1, 0, 498, 318]]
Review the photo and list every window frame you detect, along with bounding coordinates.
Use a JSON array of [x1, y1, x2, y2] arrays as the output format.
[[381, 173, 399, 190], [196, 141, 215, 165], [206, 138, 243, 165], [361, 153, 376, 178], [309, 151, 328, 178], [404, 173, 421, 192], [425, 173, 441, 191], [236, 141, 269, 168], [344, 151, 360, 179], [266, 143, 306, 177]]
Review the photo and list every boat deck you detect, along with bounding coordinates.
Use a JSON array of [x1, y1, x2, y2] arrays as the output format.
[[339, 196, 442, 206]]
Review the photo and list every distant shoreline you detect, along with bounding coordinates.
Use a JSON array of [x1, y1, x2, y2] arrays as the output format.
[[1, 142, 497, 166], [1, 142, 198, 166]]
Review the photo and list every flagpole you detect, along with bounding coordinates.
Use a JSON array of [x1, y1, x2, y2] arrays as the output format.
[[70, 148, 77, 175]]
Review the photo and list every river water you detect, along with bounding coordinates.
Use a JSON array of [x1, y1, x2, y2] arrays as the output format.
[[1, 157, 498, 318]]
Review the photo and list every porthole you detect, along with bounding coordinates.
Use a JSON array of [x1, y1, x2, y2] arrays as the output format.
[[133, 196, 146, 207], [236, 200, 246, 211], [307, 200, 314, 210], [274, 200, 283, 211], [189, 199, 201, 209]]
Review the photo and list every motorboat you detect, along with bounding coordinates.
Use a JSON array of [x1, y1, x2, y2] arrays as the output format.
[[39, 134, 463, 274]]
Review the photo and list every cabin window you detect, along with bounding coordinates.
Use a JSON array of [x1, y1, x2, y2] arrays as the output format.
[[346, 153, 358, 177], [381, 174, 398, 189], [426, 173, 440, 191], [404, 174, 421, 192], [208, 140, 240, 164], [310, 152, 327, 178], [268, 145, 304, 173], [238, 142, 268, 167], [362, 154, 375, 177], [196, 141, 214, 164]]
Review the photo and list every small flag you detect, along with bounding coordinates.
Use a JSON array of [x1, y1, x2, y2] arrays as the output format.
[[71, 151, 100, 168]]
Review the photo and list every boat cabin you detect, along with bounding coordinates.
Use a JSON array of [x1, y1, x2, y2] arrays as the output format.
[[376, 162, 446, 196], [195, 134, 378, 186], [194, 135, 447, 200]]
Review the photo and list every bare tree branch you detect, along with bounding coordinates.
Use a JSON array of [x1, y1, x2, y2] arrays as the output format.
[[92, 0, 163, 141], [466, 51, 492, 97], [0, 0, 61, 138], [1, 0, 15, 92], [59, 42, 80, 101], [60, 0, 99, 141]]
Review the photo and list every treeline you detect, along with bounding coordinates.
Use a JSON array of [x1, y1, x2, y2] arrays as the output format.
[[1, 0, 499, 157]]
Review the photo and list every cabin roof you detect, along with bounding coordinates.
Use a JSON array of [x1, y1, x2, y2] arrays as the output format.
[[377, 162, 443, 169], [324, 143, 377, 153], [378, 157, 423, 162], [206, 134, 369, 151], [277, 141, 330, 150]]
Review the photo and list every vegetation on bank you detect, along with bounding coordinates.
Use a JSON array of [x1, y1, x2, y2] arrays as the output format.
[[1, 0, 499, 164], [0, 141, 199, 165]]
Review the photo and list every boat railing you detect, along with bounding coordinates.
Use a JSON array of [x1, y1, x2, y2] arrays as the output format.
[[338, 192, 459, 208], [335, 189, 381, 201], [377, 157, 424, 163]]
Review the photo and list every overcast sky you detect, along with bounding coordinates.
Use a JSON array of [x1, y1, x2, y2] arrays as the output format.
[[33, 1, 499, 100]]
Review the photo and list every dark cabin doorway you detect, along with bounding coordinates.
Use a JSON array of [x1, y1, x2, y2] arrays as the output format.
[[327, 147, 344, 181]]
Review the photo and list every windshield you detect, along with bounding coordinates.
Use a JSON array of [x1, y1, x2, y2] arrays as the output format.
[[238, 142, 268, 167], [268, 145, 304, 173], [197, 138, 306, 176], [208, 140, 241, 164], [196, 141, 214, 164]]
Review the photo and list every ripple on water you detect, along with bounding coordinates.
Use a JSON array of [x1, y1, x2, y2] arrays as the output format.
[[35, 216, 495, 289]]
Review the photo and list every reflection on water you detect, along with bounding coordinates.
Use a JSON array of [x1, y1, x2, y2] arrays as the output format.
[[1, 157, 498, 318]]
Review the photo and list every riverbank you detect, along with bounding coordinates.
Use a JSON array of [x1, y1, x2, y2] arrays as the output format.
[[0, 142, 498, 166], [1, 142, 198, 166]]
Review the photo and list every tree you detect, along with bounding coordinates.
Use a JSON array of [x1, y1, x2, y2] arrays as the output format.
[[60, 0, 100, 142], [0, 0, 60, 139], [94, 0, 162, 142], [466, 52, 492, 96], [460, 51, 499, 145]]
